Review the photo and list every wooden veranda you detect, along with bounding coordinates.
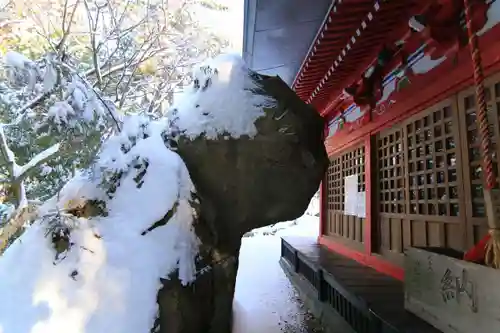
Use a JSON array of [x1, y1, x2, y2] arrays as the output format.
[[280, 237, 440, 333]]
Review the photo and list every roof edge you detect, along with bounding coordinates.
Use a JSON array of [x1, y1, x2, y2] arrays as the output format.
[[291, 0, 337, 88], [242, 0, 257, 66]]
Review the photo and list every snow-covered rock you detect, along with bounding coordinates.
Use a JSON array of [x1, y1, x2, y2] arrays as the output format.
[[0, 116, 200, 333], [172, 53, 275, 140]]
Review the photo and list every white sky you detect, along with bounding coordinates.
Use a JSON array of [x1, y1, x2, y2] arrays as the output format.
[[193, 0, 244, 54]]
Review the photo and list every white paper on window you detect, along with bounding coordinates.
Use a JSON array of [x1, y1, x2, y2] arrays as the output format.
[[344, 174, 358, 216]]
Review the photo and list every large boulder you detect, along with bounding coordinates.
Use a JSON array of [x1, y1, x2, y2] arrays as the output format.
[[155, 58, 329, 333], [174, 69, 328, 253]]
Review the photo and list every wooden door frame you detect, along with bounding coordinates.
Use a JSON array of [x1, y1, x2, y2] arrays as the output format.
[[457, 72, 500, 248]]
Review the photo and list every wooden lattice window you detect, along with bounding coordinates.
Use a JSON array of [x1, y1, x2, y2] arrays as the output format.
[[326, 156, 342, 211], [406, 105, 460, 217], [326, 147, 366, 214], [324, 145, 366, 247], [461, 82, 500, 218], [378, 129, 405, 214], [342, 147, 366, 193]]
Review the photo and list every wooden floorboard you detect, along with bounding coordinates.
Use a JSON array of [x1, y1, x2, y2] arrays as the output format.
[[282, 236, 442, 333]]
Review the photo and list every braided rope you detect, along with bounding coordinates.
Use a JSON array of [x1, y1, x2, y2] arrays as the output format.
[[486, 229, 500, 268], [464, 0, 496, 190], [464, 0, 500, 268]]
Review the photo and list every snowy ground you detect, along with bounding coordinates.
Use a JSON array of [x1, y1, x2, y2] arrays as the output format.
[[233, 195, 324, 333]]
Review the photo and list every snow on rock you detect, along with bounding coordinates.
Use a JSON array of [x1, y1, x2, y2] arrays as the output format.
[[172, 53, 276, 140], [0, 115, 200, 333]]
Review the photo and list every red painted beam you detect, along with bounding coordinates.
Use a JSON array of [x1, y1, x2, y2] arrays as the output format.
[[325, 24, 500, 156], [308, 1, 419, 103], [364, 135, 372, 255], [319, 180, 324, 237], [319, 235, 404, 280], [319, 121, 327, 238], [312, 6, 420, 112]]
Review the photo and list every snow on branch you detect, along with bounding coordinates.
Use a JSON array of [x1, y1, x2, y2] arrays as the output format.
[[4, 51, 35, 69], [0, 124, 60, 210], [16, 143, 61, 181]]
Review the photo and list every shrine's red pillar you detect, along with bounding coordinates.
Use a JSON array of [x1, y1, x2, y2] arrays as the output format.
[[364, 134, 372, 255]]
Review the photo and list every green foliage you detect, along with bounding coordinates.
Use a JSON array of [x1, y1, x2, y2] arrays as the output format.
[[0, 0, 228, 207]]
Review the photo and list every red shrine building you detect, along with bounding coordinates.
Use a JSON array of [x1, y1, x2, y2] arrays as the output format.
[[244, 1, 500, 332]]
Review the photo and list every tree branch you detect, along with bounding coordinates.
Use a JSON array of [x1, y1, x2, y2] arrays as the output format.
[[15, 143, 60, 183], [83, 0, 103, 88], [56, 0, 81, 54], [0, 125, 21, 208]]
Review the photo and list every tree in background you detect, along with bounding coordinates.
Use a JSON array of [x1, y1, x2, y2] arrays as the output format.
[[0, 0, 228, 222]]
